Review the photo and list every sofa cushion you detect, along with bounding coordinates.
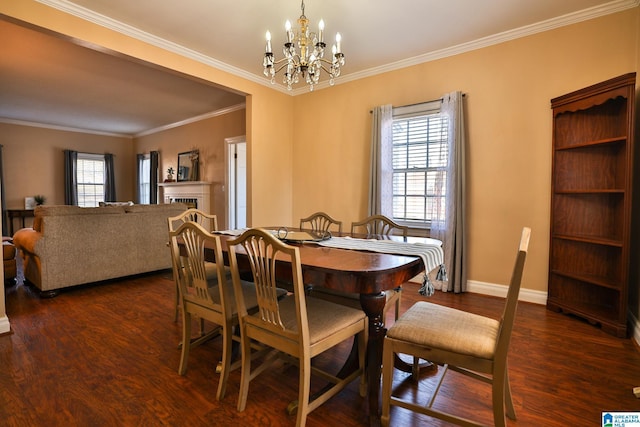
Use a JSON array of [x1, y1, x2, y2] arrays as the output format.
[[33, 205, 127, 232], [125, 203, 186, 214], [99, 201, 134, 207]]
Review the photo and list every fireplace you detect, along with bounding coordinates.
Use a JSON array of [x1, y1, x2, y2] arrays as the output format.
[[159, 181, 212, 213]]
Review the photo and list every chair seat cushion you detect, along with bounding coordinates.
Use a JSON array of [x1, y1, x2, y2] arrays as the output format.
[[204, 261, 229, 280], [387, 301, 499, 359], [252, 296, 366, 345]]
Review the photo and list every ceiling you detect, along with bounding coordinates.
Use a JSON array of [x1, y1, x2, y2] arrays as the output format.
[[0, 0, 632, 136]]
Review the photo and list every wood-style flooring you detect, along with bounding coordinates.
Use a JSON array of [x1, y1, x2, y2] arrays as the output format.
[[2, 270, 640, 426]]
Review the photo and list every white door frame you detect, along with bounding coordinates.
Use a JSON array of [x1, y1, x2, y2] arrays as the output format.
[[224, 136, 246, 229]]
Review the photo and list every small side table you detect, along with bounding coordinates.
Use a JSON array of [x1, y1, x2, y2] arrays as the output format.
[[7, 209, 35, 236]]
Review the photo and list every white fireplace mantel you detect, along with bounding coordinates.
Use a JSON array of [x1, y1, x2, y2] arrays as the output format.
[[159, 181, 212, 213]]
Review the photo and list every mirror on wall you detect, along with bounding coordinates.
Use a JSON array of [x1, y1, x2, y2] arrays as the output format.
[[177, 150, 199, 181]]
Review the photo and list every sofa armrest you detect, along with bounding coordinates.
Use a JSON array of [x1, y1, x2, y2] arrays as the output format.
[[13, 228, 42, 255]]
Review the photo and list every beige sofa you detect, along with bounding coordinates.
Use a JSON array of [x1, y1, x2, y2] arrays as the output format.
[[13, 203, 187, 296]]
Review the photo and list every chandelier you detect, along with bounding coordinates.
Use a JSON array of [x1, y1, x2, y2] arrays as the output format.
[[263, 0, 344, 91]]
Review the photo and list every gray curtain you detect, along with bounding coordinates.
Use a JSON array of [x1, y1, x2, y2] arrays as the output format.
[[435, 91, 467, 293], [64, 149, 78, 205], [104, 153, 116, 202], [150, 151, 159, 204], [368, 105, 393, 217]]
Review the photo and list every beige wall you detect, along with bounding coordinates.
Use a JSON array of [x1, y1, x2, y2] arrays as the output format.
[[291, 8, 640, 298], [1, 2, 639, 311], [0, 123, 134, 210], [134, 108, 246, 227]]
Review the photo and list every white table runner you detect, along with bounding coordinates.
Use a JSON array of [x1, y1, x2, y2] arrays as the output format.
[[316, 236, 445, 296]]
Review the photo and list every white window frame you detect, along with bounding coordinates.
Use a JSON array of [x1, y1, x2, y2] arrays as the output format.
[[76, 153, 105, 207], [391, 100, 448, 229]]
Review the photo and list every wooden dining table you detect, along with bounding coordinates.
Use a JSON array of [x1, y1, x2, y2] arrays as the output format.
[[213, 230, 441, 424]]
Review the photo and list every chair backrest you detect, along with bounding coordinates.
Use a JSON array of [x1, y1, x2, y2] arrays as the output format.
[[228, 228, 307, 347], [495, 227, 531, 362], [168, 208, 219, 233], [299, 212, 342, 234], [168, 220, 231, 317], [351, 214, 408, 237]]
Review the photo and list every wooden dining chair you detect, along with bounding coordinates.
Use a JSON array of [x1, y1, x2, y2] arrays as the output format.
[[168, 221, 238, 400], [299, 211, 343, 234], [350, 214, 409, 238], [168, 208, 223, 323], [381, 227, 531, 427], [168, 221, 286, 400], [227, 228, 368, 427]]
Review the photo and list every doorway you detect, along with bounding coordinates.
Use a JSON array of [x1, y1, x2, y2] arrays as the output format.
[[225, 136, 247, 229]]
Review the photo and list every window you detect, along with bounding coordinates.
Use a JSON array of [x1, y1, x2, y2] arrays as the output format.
[[138, 154, 151, 204], [76, 153, 105, 207], [391, 102, 448, 228]]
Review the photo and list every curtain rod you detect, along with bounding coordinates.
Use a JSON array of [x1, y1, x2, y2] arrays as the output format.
[[369, 93, 466, 113]]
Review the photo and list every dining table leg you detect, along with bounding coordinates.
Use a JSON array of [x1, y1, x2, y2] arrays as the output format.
[[360, 291, 387, 425]]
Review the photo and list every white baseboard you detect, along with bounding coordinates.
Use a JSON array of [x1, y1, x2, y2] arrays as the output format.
[[466, 280, 548, 305], [0, 316, 10, 335]]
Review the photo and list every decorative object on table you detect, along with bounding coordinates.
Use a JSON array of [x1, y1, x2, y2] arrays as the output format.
[[262, 0, 344, 91], [24, 197, 36, 210], [177, 150, 199, 182], [34, 194, 46, 206], [165, 167, 175, 182]]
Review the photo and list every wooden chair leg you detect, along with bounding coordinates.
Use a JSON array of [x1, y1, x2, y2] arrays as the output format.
[[492, 369, 508, 427], [504, 368, 516, 420], [236, 333, 252, 412], [296, 357, 312, 427], [380, 338, 394, 427], [215, 323, 233, 400], [174, 283, 180, 322], [178, 311, 192, 375]]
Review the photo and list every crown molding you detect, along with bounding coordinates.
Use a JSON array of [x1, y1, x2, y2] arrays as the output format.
[[134, 103, 246, 138], [37, 0, 640, 97], [0, 117, 133, 138], [331, 0, 640, 88], [0, 102, 246, 138]]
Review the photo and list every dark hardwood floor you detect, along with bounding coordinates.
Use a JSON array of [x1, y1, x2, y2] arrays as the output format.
[[2, 269, 640, 426]]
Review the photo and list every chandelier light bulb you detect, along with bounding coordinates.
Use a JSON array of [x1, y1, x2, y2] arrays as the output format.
[[318, 19, 324, 43], [265, 31, 272, 53], [335, 32, 341, 53], [285, 20, 292, 43]]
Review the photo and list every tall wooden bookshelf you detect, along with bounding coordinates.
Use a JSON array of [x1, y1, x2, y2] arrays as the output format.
[[547, 73, 636, 338]]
